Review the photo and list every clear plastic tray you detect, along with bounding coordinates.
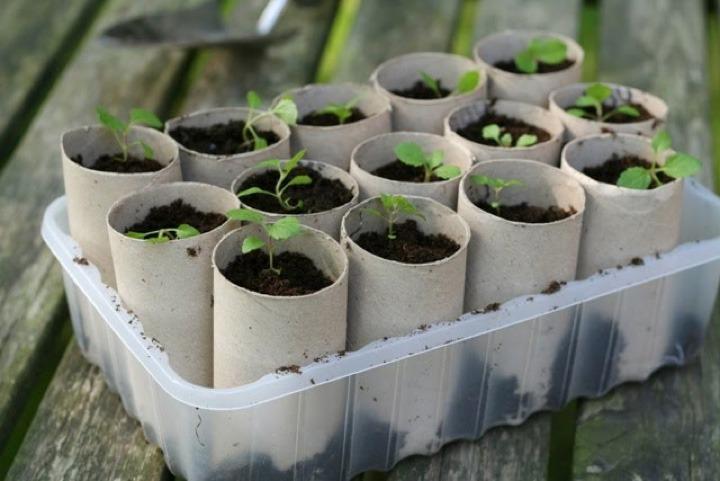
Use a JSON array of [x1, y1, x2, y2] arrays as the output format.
[[42, 179, 720, 481]]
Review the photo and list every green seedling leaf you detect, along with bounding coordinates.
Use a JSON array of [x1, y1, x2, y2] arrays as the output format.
[[514, 50, 537, 74], [585, 83, 613, 102], [617, 167, 652, 189], [419, 71, 442, 97], [434, 164, 462, 180], [237, 186, 275, 198], [147, 236, 170, 244], [471, 175, 524, 213], [567, 108, 587, 118], [530, 37, 567, 64], [428, 150, 444, 169], [139, 141, 155, 160], [130, 108, 163, 129], [267, 216, 302, 241], [96, 106, 126, 134], [394, 142, 426, 167], [126, 231, 147, 239], [652, 130, 672, 153], [227, 208, 265, 224], [247, 90, 263, 109], [575, 95, 600, 108], [455, 70, 480, 94], [273, 98, 298, 125], [285, 175, 313, 188], [516, 134, 538, 148], [283, 149, 305, 172], [500, 133, 513, 147], [662, 153, 701, 179], [177, 224, 200, 239], [256, 158, 282, 170], [370, 194, 425, 240], [482, 124, 501, 143], [615, 105, 640, 117], [242, 235, 265, 254]]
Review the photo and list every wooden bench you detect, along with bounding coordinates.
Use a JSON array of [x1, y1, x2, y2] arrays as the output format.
[[0, 0, 718, 479]]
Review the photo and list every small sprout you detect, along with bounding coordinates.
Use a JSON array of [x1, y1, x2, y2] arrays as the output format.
[[225, 209, 302, 275], [363, 194, 425, 240], [236, 150, 311, 211], [96, 106, 163, 162], [418, 70, 480, 98], [482, 124, 537, 148], [471, 175, 524, 214], [126, 224, 200, 244], [514, 37, 567, 74], [566, 83, 640, 122], [243, 90, 298, 151], [316, 96, 360, 124], [617, 131, 701, 189], [394, 141, 461, 182]]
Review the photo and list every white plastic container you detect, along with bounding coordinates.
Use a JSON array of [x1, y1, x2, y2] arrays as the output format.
[[42, 179, 720, 481]]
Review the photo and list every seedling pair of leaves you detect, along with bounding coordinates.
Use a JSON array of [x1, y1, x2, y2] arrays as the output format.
[[363, 194, 425, 240], [394, 142, 461, 182], [566, 83, 640, 121], [96, 106, 163, 161], [237, 150, 311, 211], [514, 37, 567, 74], [316, 96, 361, 125], [226, 209, 302, 275], [481, 124, 537, 148], [244, 91, 298, 151], [419, 70, 481, 99], [471, 175, 524, 214], [617, 131, 701, 189], [126, 224, 200, 244]]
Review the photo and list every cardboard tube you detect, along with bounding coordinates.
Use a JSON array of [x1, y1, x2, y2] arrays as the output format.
[[371, 52, 487, 134], [444, 99, 565, 165], [350, 132, 473, 208], [107, 182, 240, 386], [474, 30, 584, 106], [341, 196, 470, 350], [61, 125, 181, 287], [213, 225, 348, 387], [458, 159, 585, 311], [561, 133, 683, 278], [549, 82, 668, 140], [277, 83, 391, 170], [231, 159, 359, 239], [165, 107, 291, 188]]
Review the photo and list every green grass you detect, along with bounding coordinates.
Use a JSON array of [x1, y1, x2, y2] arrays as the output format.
[[577, 0, 599, 81], [707, 7, 720, 191], [451, 0, 479, 56], [315, 0, 362, 82]]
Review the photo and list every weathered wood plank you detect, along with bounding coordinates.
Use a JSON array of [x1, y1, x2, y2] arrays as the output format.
[[0, 0, 200, 459], [180, 0, 338, 111], [572, 0, 719, 479], [6, 343, 170, 481], [331, 0, 463, 83], [0, 0, 101, 159], [391, 2, 582, 480]]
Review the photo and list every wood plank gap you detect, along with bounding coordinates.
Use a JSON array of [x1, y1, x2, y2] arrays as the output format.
[[0, 0, 110, 168]]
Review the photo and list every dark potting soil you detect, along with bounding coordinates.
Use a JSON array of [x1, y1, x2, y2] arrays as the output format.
[[355, 220, 460, 264], [169, 120, 279, 155], [298, 108, 366, 126], [124, 199, 226, 236], [455, 112, 551, 146], [71, 153, 163, 173], [371, 160, 443, 183], [494, 58, 575, 74], [570, 103, 654, 123], [475, 200, 576, 223], [391, 79, 451, 99], [582, 154, 673, 188], [222, 250, 333, 296], [237, 166, 354, 214]]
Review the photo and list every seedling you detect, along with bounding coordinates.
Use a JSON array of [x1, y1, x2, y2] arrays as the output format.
[[566, 83, 640, 121], [316, 96, 360, 124], [236, 149, 312, 211], [418, 70, 480, 98], [126, 224, 200, 244], [96, 106, 163, 161], [482, 124, 537, 148], [470, 175, 524, 214], [514, 37, 567, 74], [363, 194, 425, 240], [394, 141, 461, 182], [225, 209, 302, 275], [243, 90, 298, 151], [617, 131, 701, 189]]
